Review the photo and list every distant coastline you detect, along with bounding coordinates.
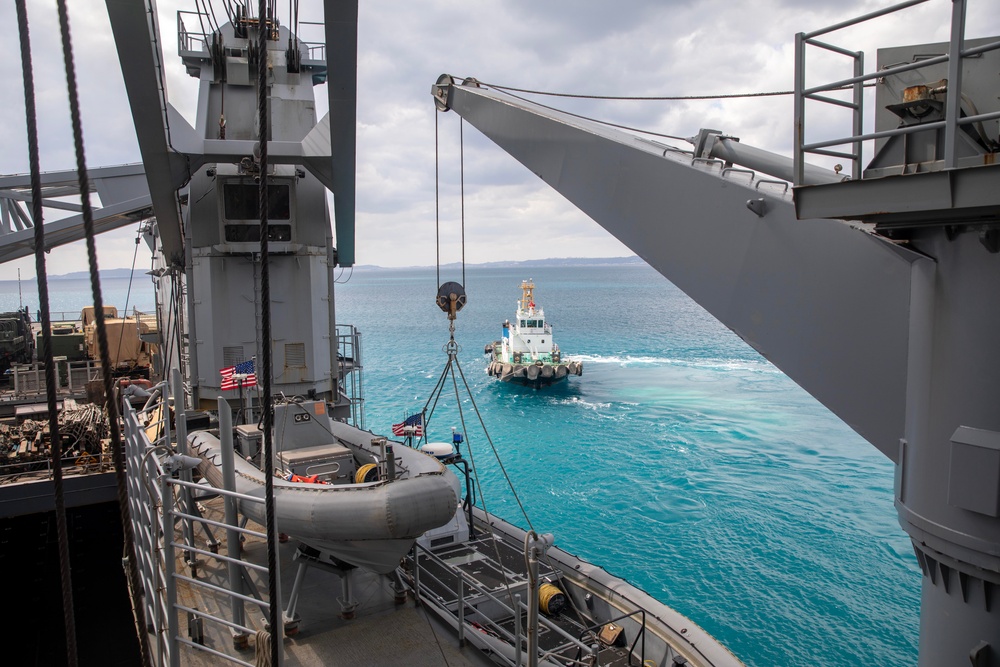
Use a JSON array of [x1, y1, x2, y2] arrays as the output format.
[[0, 268, 145, 282], [1, 257, 645, 281], [353, 256, 645, 270]]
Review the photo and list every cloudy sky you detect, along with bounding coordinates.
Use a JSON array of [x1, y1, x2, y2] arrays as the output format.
[[0, 0, 996, 280]]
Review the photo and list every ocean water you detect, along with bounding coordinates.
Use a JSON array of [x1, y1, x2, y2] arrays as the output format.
[[0, 275, 156, 320], [334, 264, 920, 667], [17, 264, 920, 666]]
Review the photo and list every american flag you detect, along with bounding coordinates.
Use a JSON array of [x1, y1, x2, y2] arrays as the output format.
[[221, 359, 257, 390], [391, 413, 423, 437]]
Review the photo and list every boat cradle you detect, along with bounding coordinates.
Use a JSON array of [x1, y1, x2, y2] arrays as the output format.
[[188, 420, 459, 573]]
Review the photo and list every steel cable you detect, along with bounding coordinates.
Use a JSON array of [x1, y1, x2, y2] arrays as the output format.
[[15, 2, 77, 663], [256, 2, 281, 663], [54, 0, 152, 664]]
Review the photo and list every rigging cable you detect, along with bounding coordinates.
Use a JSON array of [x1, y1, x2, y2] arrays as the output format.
[[460, 118, 465, 287], [255, 2, 282, 663], [434, 110, 440, 289], [475, 79, 876, 144], [193, 0, 209, 38], [15, 2, 77, 664], [53, 0, 153, 664], [114, 226, 144, 371]]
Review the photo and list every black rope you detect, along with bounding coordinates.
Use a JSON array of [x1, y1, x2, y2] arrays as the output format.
[[485, 79, 875, 101], [482, 80, 799, 101], [459, 118, 465, 288], [16, 3, 77, 664], [54, 0, 152, 665], [434, 110, 440, 290], [114, 228, 142, 370], [491, 87, 690, 142], [256, 1, 281, 662], [421, 340, 534, 533], [480, 79, 877, 143]]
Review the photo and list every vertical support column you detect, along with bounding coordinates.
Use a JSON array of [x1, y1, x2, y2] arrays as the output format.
[[457, 575, 465, 647], [413, 546, 421, 607], [172, 369, 196, 571], [943, 0, 966, 169], [160, 472, 180, 667], [851, 49, 864, 179], [514, 593, 522, 667], [793, 32, 806, 186], [218, 397, 247, 648]]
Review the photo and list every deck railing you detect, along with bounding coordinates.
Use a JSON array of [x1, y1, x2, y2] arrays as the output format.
[[792, 0, 1000, 183], [122, 376, 282, 667], [410, 541, 598, 666]]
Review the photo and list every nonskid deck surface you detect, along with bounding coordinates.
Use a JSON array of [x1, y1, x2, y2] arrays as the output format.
[[175, 496, 493, 667]]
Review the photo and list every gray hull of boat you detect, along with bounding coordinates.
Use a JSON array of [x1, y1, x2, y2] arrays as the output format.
[[188, 427, 460, 573]]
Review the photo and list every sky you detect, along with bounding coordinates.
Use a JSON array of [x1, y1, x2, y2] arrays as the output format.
[[0, 0, 997, 280]]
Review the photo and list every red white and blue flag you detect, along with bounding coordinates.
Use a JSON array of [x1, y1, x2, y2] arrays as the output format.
[[221, 359, 257, 390], [392, 413, 423, 437]]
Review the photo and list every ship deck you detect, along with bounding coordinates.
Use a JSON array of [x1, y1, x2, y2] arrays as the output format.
[[175, 495, 651, 667], [176, 496, 495, 667]]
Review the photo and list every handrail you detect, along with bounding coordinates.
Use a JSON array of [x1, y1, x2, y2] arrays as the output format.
[[792, 0, 998, 184], [122, 393, 282, 666], [411, 541, 596, 664]]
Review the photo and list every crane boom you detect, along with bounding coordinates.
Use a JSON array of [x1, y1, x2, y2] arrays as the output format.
[[436, 80, 929, 462]]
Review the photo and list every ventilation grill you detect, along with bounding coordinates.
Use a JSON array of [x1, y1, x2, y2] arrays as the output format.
[[223, 346, 244, 367], [285, 343, 306, 368]]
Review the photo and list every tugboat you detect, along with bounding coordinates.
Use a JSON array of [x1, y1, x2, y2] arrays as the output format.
[[485, 280, 582, 386]]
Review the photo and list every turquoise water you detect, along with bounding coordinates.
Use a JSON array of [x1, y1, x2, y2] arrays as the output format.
[[20, 264, 919, 666], [334, 264, 920, 667], [0, 275, 156, 320]]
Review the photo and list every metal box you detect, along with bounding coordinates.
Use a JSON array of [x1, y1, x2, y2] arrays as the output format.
[[278, 441, 354, 484], [235, 423, 262, 459]]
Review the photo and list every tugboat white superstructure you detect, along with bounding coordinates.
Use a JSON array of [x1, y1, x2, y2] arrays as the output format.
[[486, 280, 582, 386]]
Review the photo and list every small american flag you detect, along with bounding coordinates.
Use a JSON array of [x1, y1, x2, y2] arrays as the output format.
[[391, 413, 423, 437], [221, 359, 257, 390]]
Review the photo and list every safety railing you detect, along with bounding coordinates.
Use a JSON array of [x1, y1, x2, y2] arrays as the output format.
[[122, 379, 282, 667], [297, 21, 327, 62], [336, 324, 365, 429], [410, 541, 597, 666], [9, 358, 104, 396], [792, 0, 1000, 184], [177, 10, 211, 54], [0, 450, 112, 482]]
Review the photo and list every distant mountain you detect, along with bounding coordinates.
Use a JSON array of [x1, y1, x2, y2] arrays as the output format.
[[357, 256, 645, 270], [49, 268, 142, 280]]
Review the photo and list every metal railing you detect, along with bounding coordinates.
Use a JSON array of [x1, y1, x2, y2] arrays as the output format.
[[122, 380, 281, 667], [10, 359, 103, 396], [177, 10, 211, 54], [792, 0, 1000, 184], [0, 450, 112, 482], [336, 324, 365, 429], [410, 542, 598, 666]]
